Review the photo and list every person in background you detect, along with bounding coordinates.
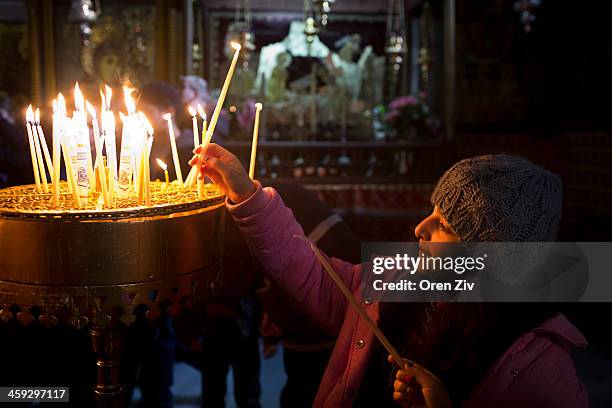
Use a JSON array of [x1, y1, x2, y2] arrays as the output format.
[[138, 81, 194, 181], [259, 182, 361, 408], [0, 93, 30, 187], [180, 75, 230, 140]]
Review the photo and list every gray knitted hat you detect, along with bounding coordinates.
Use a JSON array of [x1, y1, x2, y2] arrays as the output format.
[[431, 154, 563, 242]]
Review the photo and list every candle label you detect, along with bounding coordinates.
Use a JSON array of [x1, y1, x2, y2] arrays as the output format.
[[72, 118, 90, 203], [117, 120, 134, 198], [75, 144, 90, 203]]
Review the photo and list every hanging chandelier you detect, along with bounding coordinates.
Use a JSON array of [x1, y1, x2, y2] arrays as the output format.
[[68, 0, 101, 45]]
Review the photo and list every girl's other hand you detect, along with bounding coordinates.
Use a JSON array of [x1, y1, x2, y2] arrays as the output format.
[[189, 143, 256, 204], [388, 355, 452, 408]]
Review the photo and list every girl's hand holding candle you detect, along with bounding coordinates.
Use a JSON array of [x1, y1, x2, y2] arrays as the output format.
[[189, 143, 255, 204]]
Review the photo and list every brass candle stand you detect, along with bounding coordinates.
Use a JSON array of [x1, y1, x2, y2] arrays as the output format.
[[0, 181, 226, 407]]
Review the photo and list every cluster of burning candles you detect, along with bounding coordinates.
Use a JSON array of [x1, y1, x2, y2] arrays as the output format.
[[22, 42, 263, 210]]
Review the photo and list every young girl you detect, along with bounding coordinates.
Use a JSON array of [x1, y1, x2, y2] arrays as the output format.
[[190, 146, 587, 407]]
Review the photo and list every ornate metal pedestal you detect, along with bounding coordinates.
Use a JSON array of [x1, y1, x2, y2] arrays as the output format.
[[0, 183, 226, 407]]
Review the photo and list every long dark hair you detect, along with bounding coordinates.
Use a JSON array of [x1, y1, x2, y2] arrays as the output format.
[[377, 302, 558, 405]]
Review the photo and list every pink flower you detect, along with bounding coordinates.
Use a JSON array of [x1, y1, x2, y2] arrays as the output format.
[[384, 110, 400, 122], [389, 95, 418, 110]]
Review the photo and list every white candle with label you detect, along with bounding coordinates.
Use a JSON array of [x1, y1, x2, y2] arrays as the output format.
[[74, 83, 94, 191]]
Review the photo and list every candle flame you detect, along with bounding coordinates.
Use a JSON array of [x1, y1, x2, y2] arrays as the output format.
[[100, 90, 106, 112], [119, 111, 127, 123], [138, 112, 154, 135], [197, 104, 207, 121], [58, 93, 66, 116], [123, 86, 136, 115], [255, 102, 263, 111], [34, 108, 40, 124], [156, 158, 167, 171], [26, 104, 34, 122], [52, 99, 57, 114], [105, 85, 112, 110], [85, 101, 97, 119], [162, 112, 172, 121], [230, 42, 242, 51], [187, 105, 197, 117], [74, 82, 85, 111]]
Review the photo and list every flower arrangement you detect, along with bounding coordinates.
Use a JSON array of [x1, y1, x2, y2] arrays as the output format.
[[381, 92, 438, 139]]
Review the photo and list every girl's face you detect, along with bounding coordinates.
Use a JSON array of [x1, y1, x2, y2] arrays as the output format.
[[414, 206, 460, 243]]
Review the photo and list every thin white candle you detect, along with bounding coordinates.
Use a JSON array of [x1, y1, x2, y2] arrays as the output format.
[[202, 42, 241, 147], [188, 105, 199, 148], [86, 101, 109, 208], [139, 112, 153, 206], [31, 110, 49, 192], [249, 103, 263, 180], [156, 158, 170, 191], [35, 108, 54, 178], [186, 105, 208, 187], [52, 99, 61, 207], [163, 112, 183, 186], [101, 86, 118, 203], [25, 105, 41, 190]]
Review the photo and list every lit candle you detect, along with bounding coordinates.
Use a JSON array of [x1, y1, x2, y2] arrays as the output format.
[[25, 105, 41, 190], [249, 103, 263, 180], [60, 116, 82, 208], [117, 87, 137, 198], [156, 159, 169, 191], [72, 82, 96, 193], [202, 42, 241, 147], [186, 106, 207, 188], [139, 112, 153, 206], [31, 108, 49, 192], [73, 83, 91, 203], [52, 99, 61, 207], [198, 104, 207, 143], [86, 101, 109, 208], [35, 108, 54, 178], [101, 86, 118, 203], [188, 105, 199, 148], [163, 112, 183, 187]]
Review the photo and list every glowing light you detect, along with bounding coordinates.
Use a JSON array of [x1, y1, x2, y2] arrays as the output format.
[[156, 158, 167, 171], [197, 104, 206, 121], [26, 105, 34, 122], [74, 82, 85, 111]]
